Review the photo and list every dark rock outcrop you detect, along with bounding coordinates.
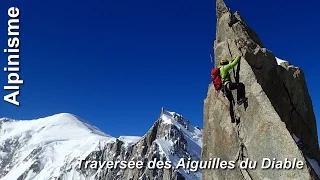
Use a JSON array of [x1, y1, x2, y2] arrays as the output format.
[[202, 0, 320, 179]]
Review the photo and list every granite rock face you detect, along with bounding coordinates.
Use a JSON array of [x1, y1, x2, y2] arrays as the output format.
[[202, 0, 320, 179]]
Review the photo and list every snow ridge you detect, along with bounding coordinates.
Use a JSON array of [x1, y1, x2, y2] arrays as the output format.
[[275, 57, 288, 65], [275, 57, 299, 70]]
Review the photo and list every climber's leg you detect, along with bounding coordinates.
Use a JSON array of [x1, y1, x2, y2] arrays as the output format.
[[237, 82, 247, 105], [226, 91, 236, 123], [228, 82, 247, 105]]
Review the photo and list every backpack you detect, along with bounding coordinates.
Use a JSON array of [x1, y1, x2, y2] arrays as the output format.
[[211, 67, 222, 90]]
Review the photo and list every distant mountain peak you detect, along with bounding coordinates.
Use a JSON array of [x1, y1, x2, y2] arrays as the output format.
[[1, 109, 203, 180], [160, 108, 202, 146]]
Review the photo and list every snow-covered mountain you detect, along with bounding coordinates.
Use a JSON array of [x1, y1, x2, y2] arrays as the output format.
[[0, 108, 202, 180]]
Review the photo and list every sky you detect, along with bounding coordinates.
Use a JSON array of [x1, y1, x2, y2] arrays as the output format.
[[0, 0, 319, 143]]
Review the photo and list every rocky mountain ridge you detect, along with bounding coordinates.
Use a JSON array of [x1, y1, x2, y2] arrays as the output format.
[[202, 0, 320, 179]]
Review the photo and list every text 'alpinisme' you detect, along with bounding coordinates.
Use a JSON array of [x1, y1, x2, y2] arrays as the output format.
[[3, 7, 22, 106], [78, 157, 305, 172]]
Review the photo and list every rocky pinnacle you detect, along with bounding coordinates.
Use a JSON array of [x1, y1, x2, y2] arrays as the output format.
[[216, 0, 229, 18], [202, 0, 320, 179]]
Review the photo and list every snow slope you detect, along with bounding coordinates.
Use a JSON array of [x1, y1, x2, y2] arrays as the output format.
[[118, 136, 141, 146], [275, 56, 297, 69], [275, 57, 288, 65], [0, 113, 115, 180]]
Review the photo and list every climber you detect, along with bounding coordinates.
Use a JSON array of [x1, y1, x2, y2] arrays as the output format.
[[219, 56, 247, 105]]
